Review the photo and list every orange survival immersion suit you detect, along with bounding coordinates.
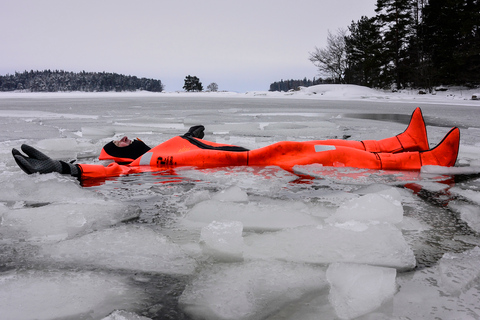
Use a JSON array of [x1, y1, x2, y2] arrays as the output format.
[[78, 108, 460, 180]]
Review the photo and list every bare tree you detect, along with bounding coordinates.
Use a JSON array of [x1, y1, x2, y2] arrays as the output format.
[[309, 29, 347, 83], [207, 82, 218, 92]]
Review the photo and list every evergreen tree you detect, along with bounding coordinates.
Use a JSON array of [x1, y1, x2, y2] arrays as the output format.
[[423, 0, 480, 86], [375, 0, 416, 89], [0, 70, 164, 92], [345, 16, 385, 87], [269, 77, 325, 92], [183, 75, 203, 92]]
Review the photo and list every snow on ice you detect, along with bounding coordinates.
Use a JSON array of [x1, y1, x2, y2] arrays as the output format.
[[1, 85, 480, 319]]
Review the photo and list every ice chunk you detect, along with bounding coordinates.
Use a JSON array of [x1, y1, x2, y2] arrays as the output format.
[[393, 262, 480, 319], [185, 190, 211, 207], [438, 246, 480, 295], [0, 173, 101, 203], [184, 199, 320, 231], [244, 222, 416, 270], [82, 126, 116, 138], [325, 193, 403, 224], [1, 202, 138, 242], [327, 262, 397, 320], [356, 184, 404, 202], [413, 181, 451, 192], [397, 216, 431, 232], [179, 260, 327, 320], [36, 137, 78, 151], [421, 165, 480, 175], [177, 166, 298, 193], [449, 203, 480, 233], [41, 225, 196, 274], [293, 165, 423, 185], [200, 220, 244, 262], [450, 187, 480, 205], [0, 270, 146, 320], [211, 185, 249, 202], [102, 310, 152, 320]]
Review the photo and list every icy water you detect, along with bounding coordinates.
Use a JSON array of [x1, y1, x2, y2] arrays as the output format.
[[1, 94, 480, 320]]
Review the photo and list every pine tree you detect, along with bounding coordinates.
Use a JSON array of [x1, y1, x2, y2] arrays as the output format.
[[345, 16, 385, 87], [423, 0, 480, 85], [375, 0, 416, 89], [183, 75, 203, 92]]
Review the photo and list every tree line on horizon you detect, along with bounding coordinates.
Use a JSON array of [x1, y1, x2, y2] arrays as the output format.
[[271, 0, 479, 92], [0, 70, 164, 92], [269, 77, 332, 92]]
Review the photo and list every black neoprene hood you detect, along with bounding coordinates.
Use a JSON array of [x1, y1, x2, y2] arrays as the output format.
[[103, 139, 151, 161]]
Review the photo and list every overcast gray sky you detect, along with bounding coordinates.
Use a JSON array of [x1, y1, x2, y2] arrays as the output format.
[[0, 0, 377, 92]]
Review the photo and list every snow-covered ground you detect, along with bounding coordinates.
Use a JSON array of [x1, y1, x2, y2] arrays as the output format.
[[1, 84, 480, 320]]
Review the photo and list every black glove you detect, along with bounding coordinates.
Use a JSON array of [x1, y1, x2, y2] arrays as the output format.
[[12, 144, 80, 177], [184, 125, 205, 139]]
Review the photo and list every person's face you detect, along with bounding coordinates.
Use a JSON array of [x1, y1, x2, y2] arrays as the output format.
[[113, 136, 132, 147]]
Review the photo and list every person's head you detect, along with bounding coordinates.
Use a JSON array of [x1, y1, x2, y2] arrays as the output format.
[[100, 137, 151, 163], [113, 136, 132, 147]]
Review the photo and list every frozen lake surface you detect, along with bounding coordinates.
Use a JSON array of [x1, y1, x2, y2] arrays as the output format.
[[1, 88, 480, 319]]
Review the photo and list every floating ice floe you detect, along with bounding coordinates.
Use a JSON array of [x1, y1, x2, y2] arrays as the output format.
[[200, 220, 244, 262], [325, 192, 404, 224], [0, 270, 146, 320], [243, 222, 416, 270], [40, 225, 197, 274], [179, 260, 327, 320], [449, 203, 480, 233], [393, 248, 480, 319], [327, 262, 397, 320], [102, 310, 152, 320], [1, 202, 138, 242], [184, 199, 321, 232], [438, 246, 480, 295]]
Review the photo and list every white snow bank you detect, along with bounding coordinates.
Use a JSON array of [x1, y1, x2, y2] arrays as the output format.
[[179, 260, 327, 320], [327, 262, 397, 320], [0, 270, 146, 320], [41, 225, 197, 274], [243, 222, 416, 270], [301, 84, 381, 98]]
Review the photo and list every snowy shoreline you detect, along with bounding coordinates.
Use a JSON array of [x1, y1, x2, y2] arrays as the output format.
[[1, 84, 479, 106]]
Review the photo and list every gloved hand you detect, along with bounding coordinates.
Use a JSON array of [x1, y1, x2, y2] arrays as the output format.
[[12, 144, 79, 176], [184, 125, 205, 139]]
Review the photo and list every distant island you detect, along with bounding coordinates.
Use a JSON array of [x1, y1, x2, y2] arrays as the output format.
[[269, 77, 331, 92], [0, 70, 164, 92]]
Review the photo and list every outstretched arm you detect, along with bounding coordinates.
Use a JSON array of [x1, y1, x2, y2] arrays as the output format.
[[12, 144, 80, 176], [12, 144, 133, 180]]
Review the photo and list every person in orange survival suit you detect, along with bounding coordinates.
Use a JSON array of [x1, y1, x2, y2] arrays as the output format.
[[12, 108, 460, 181]]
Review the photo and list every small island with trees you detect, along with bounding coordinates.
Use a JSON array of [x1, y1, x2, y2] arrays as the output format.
[[0, 70, 164, 92]]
